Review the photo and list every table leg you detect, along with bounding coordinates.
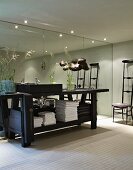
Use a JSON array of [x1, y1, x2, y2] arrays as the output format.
[[0, 126, 3, 131], [91, 93, 97, 129], [59, 94, 64, 100], [0, 99, 9, 137], [59, 94, 73, 101], [21, 94, 34, 147], [80, 94, 87, 103], [68, 94, 73, 101], [8, 97, 19, 139]]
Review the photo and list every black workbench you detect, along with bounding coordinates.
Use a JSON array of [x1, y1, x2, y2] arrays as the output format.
[[0, 85, 109, 147]]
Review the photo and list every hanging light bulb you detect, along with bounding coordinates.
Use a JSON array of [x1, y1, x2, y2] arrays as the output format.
[[63, 64, 69, 71], [60, 60, 67, 67]]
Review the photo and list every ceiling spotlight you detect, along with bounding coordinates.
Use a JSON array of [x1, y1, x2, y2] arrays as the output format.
[[45, 50, 47, 53], [15, 25, 18, 29], [59, 34, 63, 37], [104, 37, 107, 41], [24, 20, 28, 24], [92, 40, 94, 43], [70, 30, 74, 34], [65, 46, 68, 49]]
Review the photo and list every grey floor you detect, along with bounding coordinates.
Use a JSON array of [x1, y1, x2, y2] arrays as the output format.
[[0, 116, 133, 170]]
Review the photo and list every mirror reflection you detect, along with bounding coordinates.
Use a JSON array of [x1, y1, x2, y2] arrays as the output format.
[[0, 20, 113, 116]]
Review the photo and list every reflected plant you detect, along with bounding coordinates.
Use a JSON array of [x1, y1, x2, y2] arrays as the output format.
[[49, 71, 56, 84], [67, 71, 75, 90], [0, 49, 19, 81], [25, 50, 35, 59]]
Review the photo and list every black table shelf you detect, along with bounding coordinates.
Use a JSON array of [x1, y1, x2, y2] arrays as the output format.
[[34, 116, 91, 134], [0, 84, 109, 147]]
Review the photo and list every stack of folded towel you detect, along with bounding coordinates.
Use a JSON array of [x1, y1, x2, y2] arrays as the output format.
[[34, 116, 43, 128], [38, 111, 56, 126], [55, 100, 79, 122]]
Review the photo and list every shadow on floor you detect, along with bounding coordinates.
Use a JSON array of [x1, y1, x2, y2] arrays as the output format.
[[4, 124, 113, 150], [28, 124, 112, 149], [114, 120, 133, 126]]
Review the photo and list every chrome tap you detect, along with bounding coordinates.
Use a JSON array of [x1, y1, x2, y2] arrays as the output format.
[[35, 77, 40, 84]]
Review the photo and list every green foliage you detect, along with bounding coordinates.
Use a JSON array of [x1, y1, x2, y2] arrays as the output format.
[[67, 72, 73, 84], [49, 71, 55, 84], [67, 71, 75, 90], [0, 50, 18, 81]]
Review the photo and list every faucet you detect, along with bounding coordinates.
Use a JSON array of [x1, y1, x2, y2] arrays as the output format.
[[35, 77, 40, 85], [21, 78, 25, 84]]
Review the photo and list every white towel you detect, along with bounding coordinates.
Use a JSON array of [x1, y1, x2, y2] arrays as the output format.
[[38, 111, 56, 126], [56, 115, 77, 122], [55, 100, 78, 122], [34, 116, 43, 128], [44, 120, 56, 126]]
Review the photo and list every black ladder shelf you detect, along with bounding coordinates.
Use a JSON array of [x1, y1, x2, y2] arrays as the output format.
[[112, 60, 133, 124], [77, 70, 86, 88], [122, 59, 133, 121], [89, 63, 99, 89], [122, 60, 133, 104]]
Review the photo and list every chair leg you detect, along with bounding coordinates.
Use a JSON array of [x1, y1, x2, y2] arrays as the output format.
[[122, 108, 124, 120], [113, 107, 114, 122], [126, 108, 128, 124], [131, 107, 133, 125]]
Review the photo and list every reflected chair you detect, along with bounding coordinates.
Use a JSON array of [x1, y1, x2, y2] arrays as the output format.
[[89, 63, 99, 89], [77, 70, 86, 88], [76, 58, 89, 89]]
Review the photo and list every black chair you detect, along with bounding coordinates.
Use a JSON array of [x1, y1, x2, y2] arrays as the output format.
[[112, 84, 133, 124], [112, 103, 131, 124], [112, 60, 133, 124]]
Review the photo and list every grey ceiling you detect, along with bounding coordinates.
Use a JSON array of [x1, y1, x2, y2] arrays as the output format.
[[0, 0, 133, 43]]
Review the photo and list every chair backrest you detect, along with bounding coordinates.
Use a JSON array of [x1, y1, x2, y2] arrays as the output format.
[[77, 70, 86, 88], [121, 60, 133, 104], [131, 83, 133, 106], [89, 63, 99, 89]]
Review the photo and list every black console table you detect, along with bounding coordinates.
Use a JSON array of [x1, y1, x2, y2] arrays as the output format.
[[0, 84, 109, 147]]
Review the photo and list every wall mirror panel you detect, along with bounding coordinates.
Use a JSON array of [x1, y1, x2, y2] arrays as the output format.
[[0, 20, 113, 116]]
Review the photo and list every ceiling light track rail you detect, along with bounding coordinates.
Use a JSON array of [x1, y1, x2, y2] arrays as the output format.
[[0, 19, 110, 44]]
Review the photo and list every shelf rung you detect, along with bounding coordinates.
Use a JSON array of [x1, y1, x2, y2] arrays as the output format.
[[78, 78, 84, 80], [90, 77, 97, 80], [90, 63, 99, 66], [123, 90, 132, 93], [124, 77, 133, 79], [122, 60, 133, 63]]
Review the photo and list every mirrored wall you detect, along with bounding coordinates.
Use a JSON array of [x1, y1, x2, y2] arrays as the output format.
[[0, 20, 113, 116]]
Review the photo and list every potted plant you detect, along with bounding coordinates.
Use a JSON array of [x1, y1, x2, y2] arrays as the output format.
[[0, 49, 18, 94], [66, 71, 75, 91]]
